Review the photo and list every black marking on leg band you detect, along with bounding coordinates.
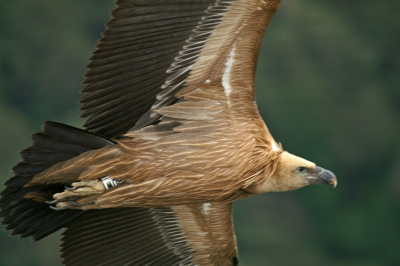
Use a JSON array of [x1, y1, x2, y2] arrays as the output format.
[[100, 176, 124, 190]]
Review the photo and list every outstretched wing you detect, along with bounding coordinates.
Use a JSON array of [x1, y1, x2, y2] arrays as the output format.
[[80, 0, 280, 138], [61, 203, 237, 266]]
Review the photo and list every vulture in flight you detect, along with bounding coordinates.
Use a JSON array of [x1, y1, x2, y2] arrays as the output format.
[[0, 0, 337, 265]]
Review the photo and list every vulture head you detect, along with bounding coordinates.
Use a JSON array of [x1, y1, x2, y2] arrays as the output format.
[[245, 151, 337, 194]]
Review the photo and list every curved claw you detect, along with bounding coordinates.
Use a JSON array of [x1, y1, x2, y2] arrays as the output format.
[[49, 206, 62, 211], [45, 199, 60, 205], [68, 197, 82, 206], [65, 186, 77, 191]]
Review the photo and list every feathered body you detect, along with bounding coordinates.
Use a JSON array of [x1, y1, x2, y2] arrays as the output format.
[[28, 99, 281, 208]]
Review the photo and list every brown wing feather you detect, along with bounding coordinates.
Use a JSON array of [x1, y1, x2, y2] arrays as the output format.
[[81, 0, 234, 137]]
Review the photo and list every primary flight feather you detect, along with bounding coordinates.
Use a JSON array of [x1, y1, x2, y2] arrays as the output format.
[[0, 0, 337, 265]]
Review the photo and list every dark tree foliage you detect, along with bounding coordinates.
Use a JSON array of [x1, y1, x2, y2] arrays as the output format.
[[0, 0, 399, 265]]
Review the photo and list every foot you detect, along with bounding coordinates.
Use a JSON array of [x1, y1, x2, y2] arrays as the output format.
[[47, 180, 106, 210]]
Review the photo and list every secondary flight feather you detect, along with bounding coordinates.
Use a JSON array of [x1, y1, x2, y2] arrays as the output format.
[[0, 0, 337, 265]]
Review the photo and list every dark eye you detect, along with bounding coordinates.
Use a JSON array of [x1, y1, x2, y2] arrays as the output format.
[[297, 166, 306, 172]]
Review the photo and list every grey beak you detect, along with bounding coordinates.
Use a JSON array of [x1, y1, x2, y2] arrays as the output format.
[[315, 166, 337, 187]]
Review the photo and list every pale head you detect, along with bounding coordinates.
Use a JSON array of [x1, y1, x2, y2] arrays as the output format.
[[244, 151, 337, 194]]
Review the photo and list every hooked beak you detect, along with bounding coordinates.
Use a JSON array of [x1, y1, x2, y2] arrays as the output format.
[[315, 166, 337, 188]]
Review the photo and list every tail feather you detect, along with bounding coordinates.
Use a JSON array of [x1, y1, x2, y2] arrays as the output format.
[[41, 122, 114, 150], [0, 121, 114, 240], [31, 133, 91, 155], [20, 147, 76, 164]]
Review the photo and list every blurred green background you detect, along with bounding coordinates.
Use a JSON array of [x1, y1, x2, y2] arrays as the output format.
[[0, 0, 399, 265]]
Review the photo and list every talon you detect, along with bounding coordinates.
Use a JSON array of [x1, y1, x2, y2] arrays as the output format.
[[68, 197, 82, 206], [49, 206, 62, 211], [65, 186, 77, 191], [46, 199, 60, 205]]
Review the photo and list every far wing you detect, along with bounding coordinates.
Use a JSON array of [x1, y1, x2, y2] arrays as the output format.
[[172, 203, 238, 266], [61, 203, 237, 266], [80, 0, 281, 138]]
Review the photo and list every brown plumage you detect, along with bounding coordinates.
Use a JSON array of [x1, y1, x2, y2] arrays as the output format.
[[1, 0, 337, 265]]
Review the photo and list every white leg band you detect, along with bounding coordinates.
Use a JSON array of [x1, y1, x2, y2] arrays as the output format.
[[100, 176, 124, 190]]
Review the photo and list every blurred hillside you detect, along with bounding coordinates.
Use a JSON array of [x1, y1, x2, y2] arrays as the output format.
[[0, 0, 399, 265]]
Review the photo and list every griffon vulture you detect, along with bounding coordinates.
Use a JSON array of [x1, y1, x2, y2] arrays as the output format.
[[0, 0, 337, 265]]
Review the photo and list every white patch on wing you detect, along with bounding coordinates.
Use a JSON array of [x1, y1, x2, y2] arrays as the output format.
[[203, 202, 212, 215], [222, 47, 236, 107], [271, 141, 279, 151]]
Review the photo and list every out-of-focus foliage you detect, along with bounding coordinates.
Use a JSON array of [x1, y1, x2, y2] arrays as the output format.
[[0, 0, 398, 265]]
